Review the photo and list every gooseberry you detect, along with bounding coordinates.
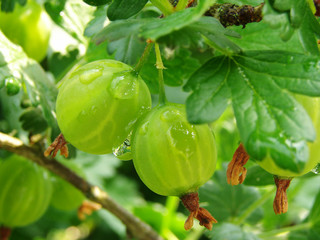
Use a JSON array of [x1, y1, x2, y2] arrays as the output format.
[[0, 0, 51, 62], [50, 159, 85, 211], [132, 103, 218, 230], [55, 59, 152, 155], [0, 155, 52, 227]]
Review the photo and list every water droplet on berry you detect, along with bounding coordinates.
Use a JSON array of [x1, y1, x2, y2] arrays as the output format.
[[311, 163, 320, 174], [113, 134, 132, 161]]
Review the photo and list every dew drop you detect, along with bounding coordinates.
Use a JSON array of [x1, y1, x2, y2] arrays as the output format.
[[113, 136, 132, 161], [109, 71, 138, 99], [311, 163, 320, 174]]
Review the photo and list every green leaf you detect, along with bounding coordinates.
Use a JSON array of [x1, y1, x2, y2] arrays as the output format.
[[44, 0, 95, 44], [19, 107, 48, 134], [140, 48, 201, 93], [184, 56, 231, 123], [83, 0, 110, 6], [244, 165, 274, 186], [264, 0, 320, 55], [73, 152, 120, 186], [140, 0, 215, 41], [229, 21, 305, 52], [199, 170, 263, 224], [157, 16, 241, 52], [206, 223, 260, 240], [0, 31, 57, 126], [0, 0, 26, 12], [309, 188, 320, 225], [107, 0, 148, 20], [185, 50, 320, 172], [84, 6, 108, 37]]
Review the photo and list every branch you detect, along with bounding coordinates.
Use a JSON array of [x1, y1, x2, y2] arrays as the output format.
[[0, 132, 163, 240]]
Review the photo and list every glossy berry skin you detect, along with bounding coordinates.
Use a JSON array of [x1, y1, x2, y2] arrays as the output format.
[[258, 96, 320, 177], [0, 0, 51, 62], [0, 155, 52, 227], [50, 159, 85, 211], [132, 103, 217, 196], [56, 60, 152, 154]]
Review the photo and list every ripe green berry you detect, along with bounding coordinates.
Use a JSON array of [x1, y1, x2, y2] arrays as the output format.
[[56, 59, 152, 154], [132, 103, 217, 196], [50, 159, 85, 211], [0, 155, 52, 227], [0, 0, 51, 62]]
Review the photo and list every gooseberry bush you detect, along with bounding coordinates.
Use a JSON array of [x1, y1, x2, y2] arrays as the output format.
[[0, 0, 320, 239]]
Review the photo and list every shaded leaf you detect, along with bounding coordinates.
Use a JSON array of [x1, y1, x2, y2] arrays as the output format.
[[206, 223, 260, 240], [244, 165, 274, 186], [83, 0, 110, 6], [140, 47, 201, 93], [0, 31, 57, 126], [199, 170, 263, 224], [107, 0, 148, 20], [19, 107, 48, 134], [0, 0, 26, 12], [264, 0, 320, 55], [309, 188, 320, 224]]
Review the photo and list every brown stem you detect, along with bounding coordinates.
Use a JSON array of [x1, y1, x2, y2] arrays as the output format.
[[0, 226, 11, 240], [226, 143, 250, 185], [273, 177, 292, 215], [180, 192, 217, 231], [0, 132, 163, 240]]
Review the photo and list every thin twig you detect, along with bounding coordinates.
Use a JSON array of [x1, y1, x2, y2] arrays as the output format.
[[0, 132, 163, 240]]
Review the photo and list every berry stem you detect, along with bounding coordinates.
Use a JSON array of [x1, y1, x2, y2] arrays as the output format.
[[175, 0, 189, 11], [154, 43, 167, 106], [134, 41, 154, 74], [150, 0, 175, 16]]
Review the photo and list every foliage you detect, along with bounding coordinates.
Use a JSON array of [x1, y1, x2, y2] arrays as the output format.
[[0, 0, 320, 240]]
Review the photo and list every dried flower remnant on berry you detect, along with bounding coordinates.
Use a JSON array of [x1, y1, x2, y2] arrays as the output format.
[[227, 143, 250, 185], [205, 3, 264, 28], [44, 133, 69, 158], [180, 192, 217, 230], [273, 177, 292, 215]]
